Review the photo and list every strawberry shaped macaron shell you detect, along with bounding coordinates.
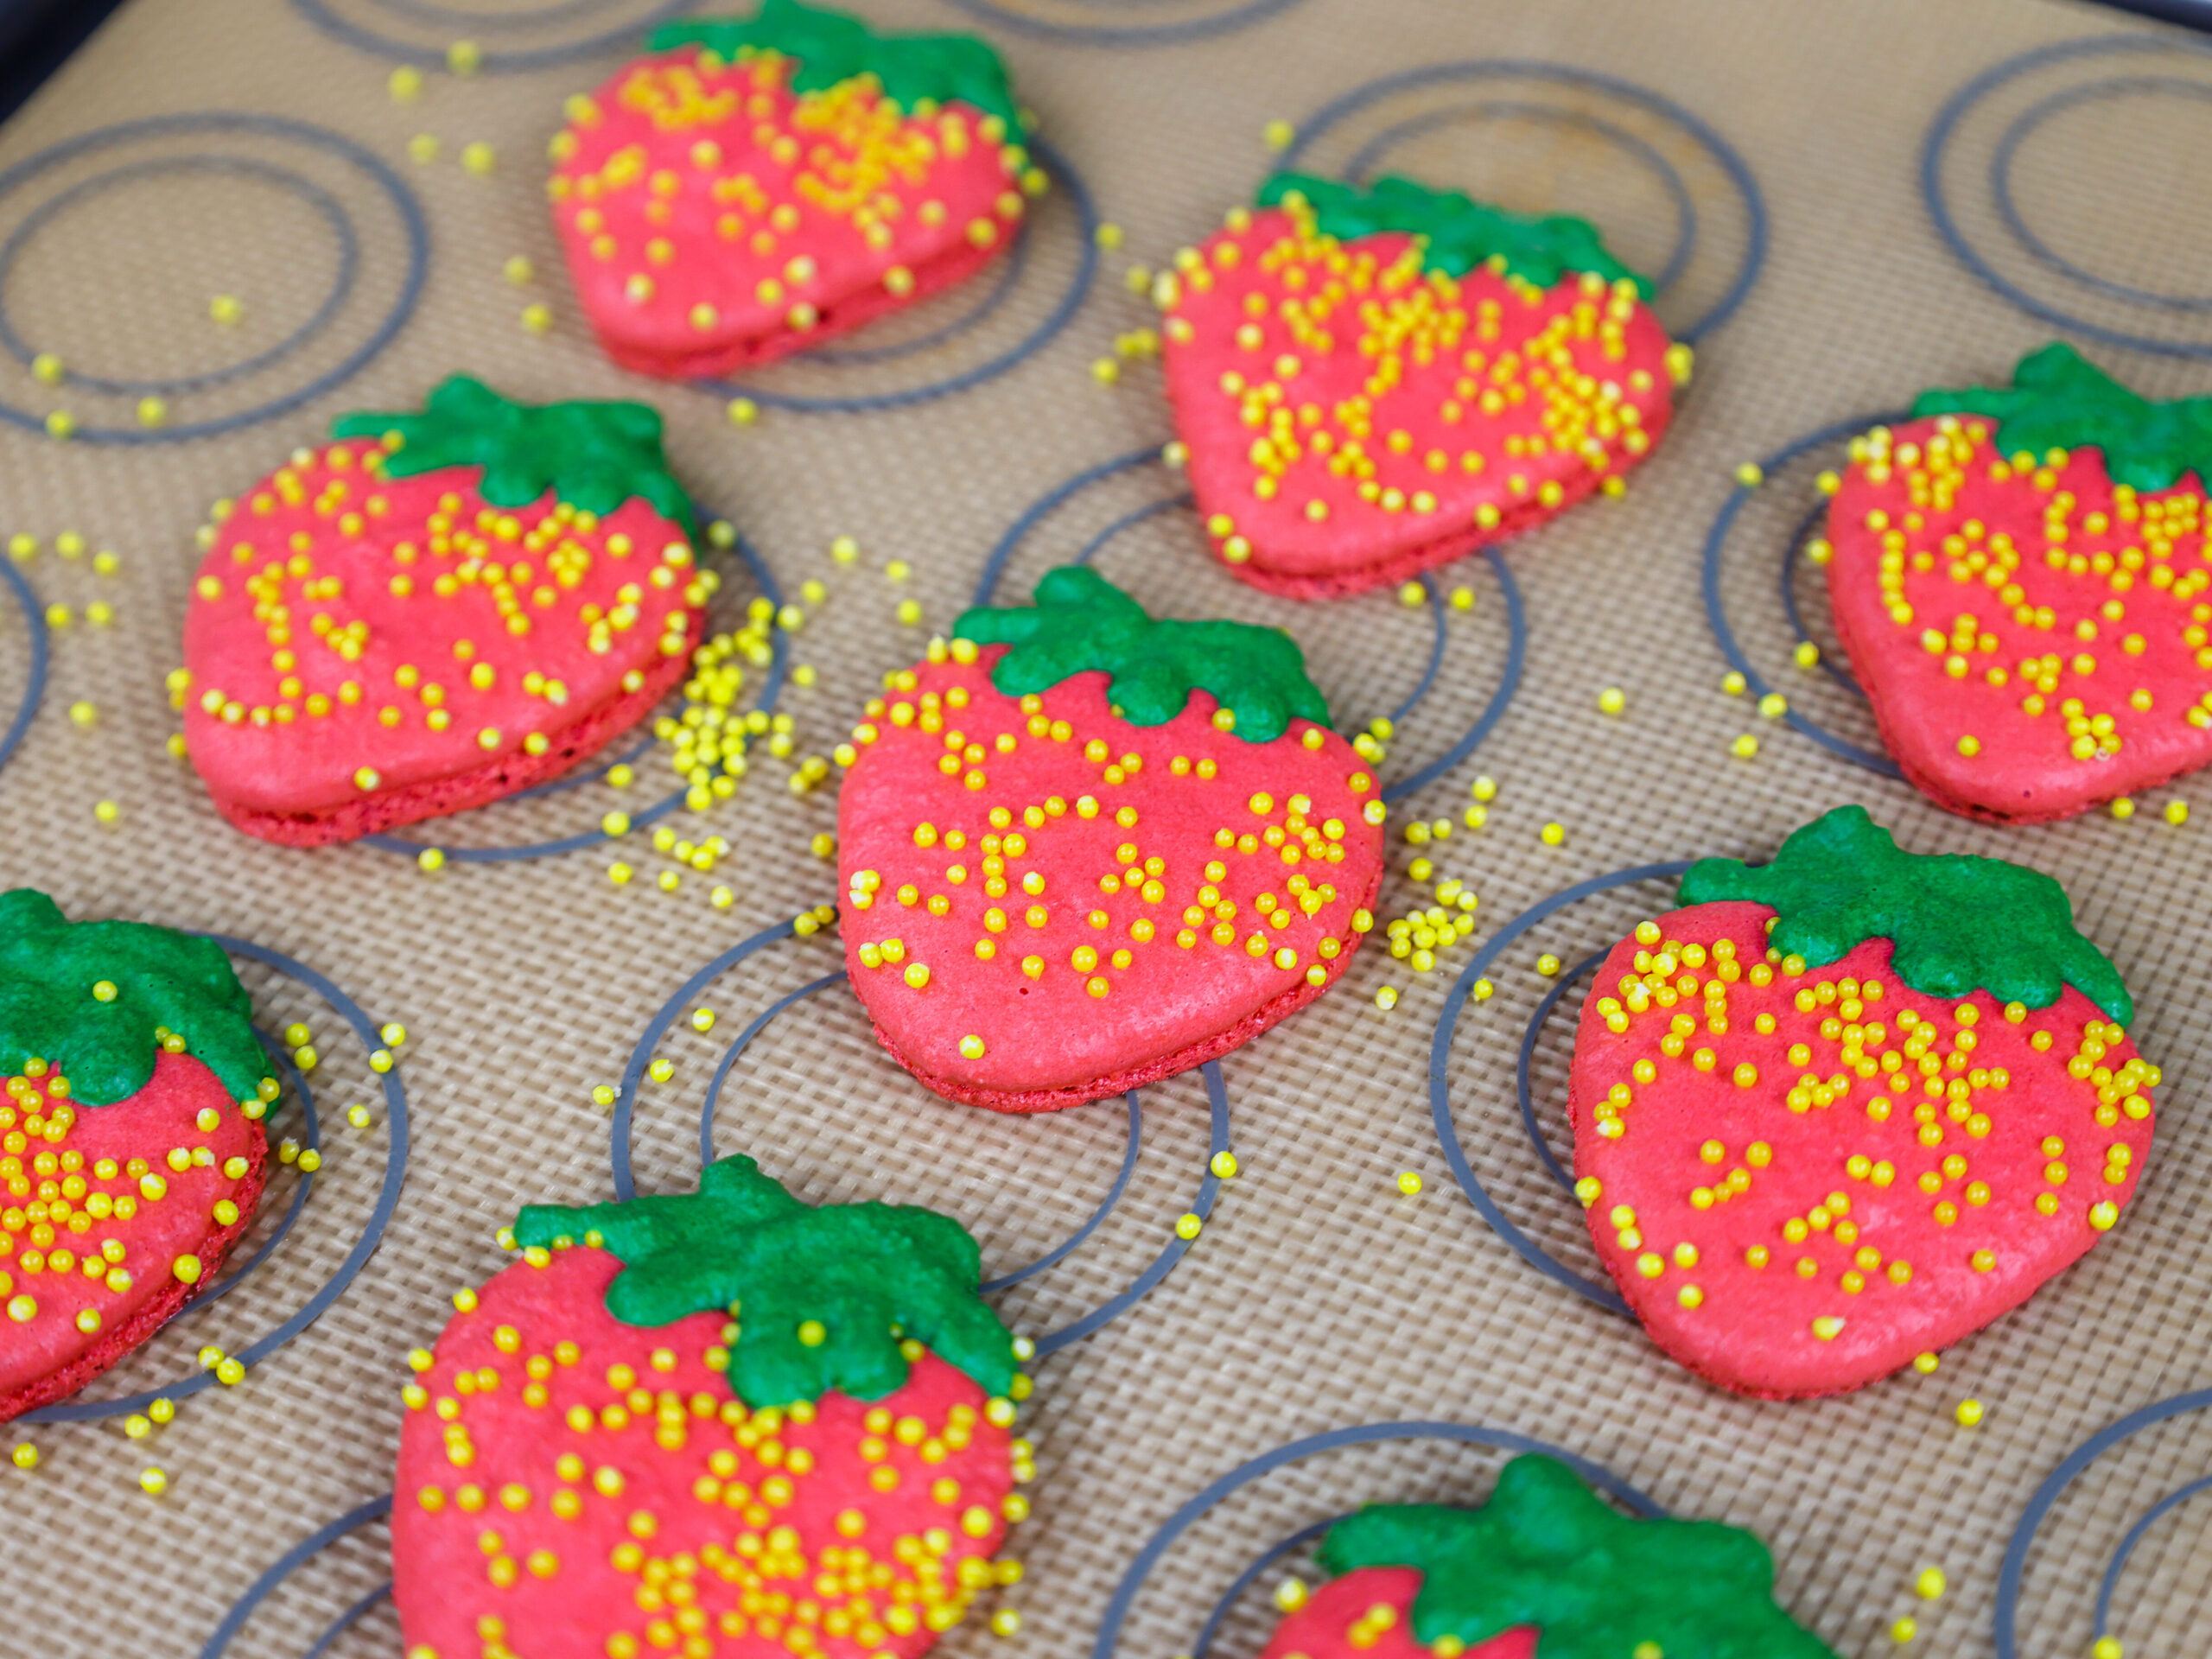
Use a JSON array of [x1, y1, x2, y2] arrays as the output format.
[[835, 567, 1385, 1113], [1160, 174, 1683, 599], [1259, 1454, 1834, 1659], [1570, 807, 2152, 1398], [391, 1155, 1030, 1659], [0, 889, 276, 1423], [180, 375, 709, 846], [551, 0, 1033, 379], [1829, 341, 2212, 820]]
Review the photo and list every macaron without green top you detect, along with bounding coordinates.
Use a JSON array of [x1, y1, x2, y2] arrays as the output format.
[[1569, 806, 2152, 1398], [550, 0, 1032, 379], [1828, 341, 2212, 820], [834, 567, 1384, 1113], [178, 375, 709, 846], [1160, 173, 1683, 599], [0, 889, 276, 1423], [391, 1155, 1031, 1659], [1257, 1453, 1834, 1659]]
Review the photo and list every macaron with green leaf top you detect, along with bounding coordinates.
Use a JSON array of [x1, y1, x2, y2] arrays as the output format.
[[835, 566, 1384, 1113], [1828, 340, 2212, 820], [1159, 173, 1685, 599], [177, 374, 709, 846], [550, 0, 1033, 379], [0, 888, 277, 1424], [1569, 806, 2152, 1398], [1258, 1454, 1834, 1659], [391, 1154, 1032, 1659]]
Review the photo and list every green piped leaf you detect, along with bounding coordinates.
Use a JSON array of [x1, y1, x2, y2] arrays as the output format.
[[1913, 340, 2212, 493], [1319, 1455, 1835, 1659], [1678, 805, 2130, 1022], [652, 0, 1024, 139], [512, 1155, 1020, 1408], [0, 889, 270, 1108], [333, 375, 694, 535], [952, 566, 1331, 744], [1258, 173, 1650, 294]]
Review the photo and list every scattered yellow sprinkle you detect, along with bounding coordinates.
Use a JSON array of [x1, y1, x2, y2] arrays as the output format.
[[1955, 1397, 1984, 1427], [388, 65, 423, 101], [520, 302, 552, 335], [447, 39, 481, 73], [1173, 1212, 1203, 1241], [1090, 357, 1121, 385], [1734, 462, 1764, 487], [461, 142, 495, 175], [1758, 692, 1788, 719], [92, 799, 118, 824], [1792, 640, 1820, 668], [138, 1466, 168, 1496], [208, 295, 243, 326], [1891, 1618, 1916, 1643], [31, 353, 61, 385], [1598, 686, 1625, 715], [1913, 1351, 1940, 1375], [1374, 985, 1399, 1011], [1262, 119, 1296, 150], [2110, 797, 2135, 821], [1915, 1568, 1945, 1600], [2164, 800, 2190, 825], [1539, 821, 1565, 847], [10, 1443, 37, 1470], [416, 848, 445, 873], [1395, 1171, 1422, 1196], [503, 255, 535, 285], [407, 134, 440, 164], [727, 397, 759, 427], [1731, 734, 1759, 759], [1093, 222, 1123, 250]]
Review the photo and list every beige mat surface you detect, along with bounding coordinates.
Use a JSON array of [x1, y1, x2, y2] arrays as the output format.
[[3, 0, 2212, 1654]]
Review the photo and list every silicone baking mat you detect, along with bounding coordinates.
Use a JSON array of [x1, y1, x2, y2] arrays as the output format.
[[4, 0, 2212, 1655]]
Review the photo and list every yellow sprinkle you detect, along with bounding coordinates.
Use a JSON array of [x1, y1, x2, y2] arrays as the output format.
[[1090, 357, 1121, 386], [138, 1466, 168, 1496], [1891, 1618, 1917, 1643], [2164, 800, 2190, 825], [447, 39, 481, 73], [1470, 775, 1497, 802], [31, 353, 62, 385], [1262, 119, 1296, 150], [1535, 954, 1562, 976], [208, 295, 243, 326], [1955, 1397, 1984, 1427], [1721, 671, 1747, 695], [9, 1443, 36, 1469], [1539, 822, 1565, 847], [1792, 641, 1821, 668], [1957, 735, 1980, 757], [503, 255, 535, 285], [2110, 797, 2135, 820], [44, 410, 73, 439], [1758, 692, 1788, 719], [521, 303, 552, 335], [461, 142, 496, 176], [2093, 1641, 2124, 1659], [137, 396, 166, 428], [1734, 462, 1764, 487], [727, 397, 760, 427], [1397, 580, 1426, 607], [1093, 222, 1123, 250], [1731, 734, 1759, 759], [1173, 1212, 1203, 1240], [407, 134, 440, 164], [1374, 986, 1399, 1011], [92, 799, 119, 824], [1395, 1171, 1422, 1196], [1211, 1151, 1239, 1179], [1598, 686, 1625, 715], [67, 700, 95, 728], [416, 847, 446, 873], [1915, 1568, 1945, 1600], [388, 65, 423, 102]]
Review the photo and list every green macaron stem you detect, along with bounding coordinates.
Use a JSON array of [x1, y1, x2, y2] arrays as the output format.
[[1678, 805, 2130, 1022], [512, 1154, 1020, 1409], [651, 0, 1025, 140], [1258, 173, 1651, 295], [1318, 1454, 1836, 1658], [334, 375, 695, 536], [1913, 340, 2212, 493], [952, 566, 1332, 744], [0, 888, 271, 1109]]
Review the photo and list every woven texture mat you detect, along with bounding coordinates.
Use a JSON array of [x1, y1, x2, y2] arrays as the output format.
[[4, 0, 2212, 1654]]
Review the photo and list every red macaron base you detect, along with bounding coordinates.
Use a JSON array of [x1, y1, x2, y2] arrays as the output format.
[[207, 648, 691, 848], [592, 237, 1008, 382], [870, 863, 1382, 1114], [0, 1137, 268, 1426]]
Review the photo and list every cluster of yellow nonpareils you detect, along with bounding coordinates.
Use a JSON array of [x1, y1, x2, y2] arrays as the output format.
[[0, 1054, 275, 1333], [1848, 415, 2212, 763]]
